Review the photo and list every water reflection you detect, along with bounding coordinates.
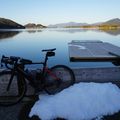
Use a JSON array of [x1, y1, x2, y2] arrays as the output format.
[[0, 28, 120, 37], [100, 29, 120, 36], [50, 28, 120, 36], [0, 28, 118, 68], [0, 31, 20, 40], [27, 30, 37, 33], [26, 29, 42, 33], [49, 28, 89, 33]]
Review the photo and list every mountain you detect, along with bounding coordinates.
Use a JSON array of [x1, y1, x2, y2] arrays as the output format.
[[48, 22, 88, 28], [1, 17, 120, 29], [101, 18, 120, 26], [48, 18, 120, 28], [25, 23, 47, 29], [0, 18, 25, 29]]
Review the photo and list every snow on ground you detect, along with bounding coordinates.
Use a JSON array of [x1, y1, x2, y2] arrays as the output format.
[[29, 82, 120, 120]]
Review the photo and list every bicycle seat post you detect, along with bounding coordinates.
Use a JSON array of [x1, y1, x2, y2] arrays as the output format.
[[42, 48, 56, 68], [44, 52, 48, 68], [41, 48, 56, 75]]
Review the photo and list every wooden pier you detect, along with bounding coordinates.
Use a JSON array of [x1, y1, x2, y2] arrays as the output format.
[[68, 40, 120, 63], [68, 40, 120, 86]]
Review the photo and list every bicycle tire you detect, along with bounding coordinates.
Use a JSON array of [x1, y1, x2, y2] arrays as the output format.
[[44, 65, 75, 94], [0, 70, 26, 106]]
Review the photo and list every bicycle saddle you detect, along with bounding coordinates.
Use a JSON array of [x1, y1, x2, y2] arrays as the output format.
[[42, 48, 56, 52]]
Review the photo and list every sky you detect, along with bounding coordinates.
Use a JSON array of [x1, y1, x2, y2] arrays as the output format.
[[0, 0, 120, 25]]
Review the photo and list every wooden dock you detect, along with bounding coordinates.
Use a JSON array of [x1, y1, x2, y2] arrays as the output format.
[[68, 40, 120, 86], [68, 40, 120, 63]]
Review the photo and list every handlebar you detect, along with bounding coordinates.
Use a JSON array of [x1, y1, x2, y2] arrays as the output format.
[[1, 55, 33, 69], [1, 55, 19, 69], [1, 55, 13, 64], [1, 48, 56, 69], [1, 55, 20, 64]]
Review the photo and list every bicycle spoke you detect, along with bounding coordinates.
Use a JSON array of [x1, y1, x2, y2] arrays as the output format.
[[45, 65, 75, 94]]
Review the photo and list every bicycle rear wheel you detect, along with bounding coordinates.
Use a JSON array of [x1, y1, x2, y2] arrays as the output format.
[[44, 65, 75, 94], [0, 71, 26, 106]]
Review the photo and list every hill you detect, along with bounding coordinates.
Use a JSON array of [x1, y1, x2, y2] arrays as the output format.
[[0, 18, 25, 29], [1, 17, 120, 29], [25, 23, 47, 29], [48, 22, 88, 28], [48, 18, 120, 28], [101, 18, 120, 26], [98, 18, 120, 30]]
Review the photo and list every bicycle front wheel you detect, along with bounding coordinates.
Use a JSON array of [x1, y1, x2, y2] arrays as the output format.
[[0, 71, 26, 106], [44, 65, 75, 94]]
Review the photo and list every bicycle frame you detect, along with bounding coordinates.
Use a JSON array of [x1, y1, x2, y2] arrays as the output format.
[[1, 48, 59, 92], [7, 57, 59, 91], [7, 62, 44, 91]]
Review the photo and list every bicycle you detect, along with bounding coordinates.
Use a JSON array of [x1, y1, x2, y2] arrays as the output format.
[[0, 48, 75, 106]]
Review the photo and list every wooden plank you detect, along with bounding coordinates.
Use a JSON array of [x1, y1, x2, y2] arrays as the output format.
[[69, 40, 120, 62]]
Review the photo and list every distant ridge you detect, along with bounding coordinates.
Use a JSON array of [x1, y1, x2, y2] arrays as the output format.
[[0, 17, 120, 29], [0, 18, 25, 29], [48, 18, 120, 28], [48, 22, 88, 28]]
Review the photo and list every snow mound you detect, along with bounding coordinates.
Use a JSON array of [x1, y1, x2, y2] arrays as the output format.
[[29, 82, 120, 120]]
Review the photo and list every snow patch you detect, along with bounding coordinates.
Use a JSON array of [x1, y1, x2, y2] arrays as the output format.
[[29, 82, 120, 120]]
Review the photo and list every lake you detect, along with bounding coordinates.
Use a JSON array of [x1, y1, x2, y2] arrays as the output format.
[[0, 28, 120, 68]]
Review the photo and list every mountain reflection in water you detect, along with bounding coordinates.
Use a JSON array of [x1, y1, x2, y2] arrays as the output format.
[[0, 31, 20, 40], [100, 29, 120, 36], [26, 29, 42, 33], [49, 28, 89, 34], [50, 28, 120, 36]]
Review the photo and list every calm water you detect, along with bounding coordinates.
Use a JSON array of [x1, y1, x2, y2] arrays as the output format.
[[0, 28, 120, 68]]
